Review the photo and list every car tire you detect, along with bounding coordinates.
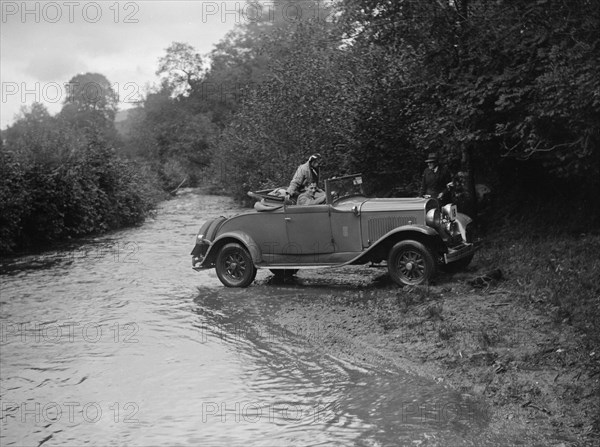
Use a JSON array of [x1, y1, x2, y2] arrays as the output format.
[[216, 243, 257, 288], [269, 269, 298, 279], [388, 240, 436, 286]]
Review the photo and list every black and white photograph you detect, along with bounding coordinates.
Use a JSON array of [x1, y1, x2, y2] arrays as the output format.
[[1, 1, 599, 446]]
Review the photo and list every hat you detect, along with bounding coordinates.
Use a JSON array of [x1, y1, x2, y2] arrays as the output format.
[[308, 153, 322, 163], [425, 153, 438, 163]]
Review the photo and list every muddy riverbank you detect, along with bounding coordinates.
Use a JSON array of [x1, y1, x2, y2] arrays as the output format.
[[240, 263, 599, 446]]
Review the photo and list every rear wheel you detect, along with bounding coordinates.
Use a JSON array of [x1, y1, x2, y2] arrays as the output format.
[[216, 243, 257, 287], [388, 240, 436, 286]]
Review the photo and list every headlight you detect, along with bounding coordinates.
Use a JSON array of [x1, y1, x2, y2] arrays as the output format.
[[446, 221, 461, 237], [442, 204, 457, 221], [426, 208, 441, 228]]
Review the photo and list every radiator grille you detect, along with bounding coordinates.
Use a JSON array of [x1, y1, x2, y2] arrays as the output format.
[[367, 216, 415, 241]]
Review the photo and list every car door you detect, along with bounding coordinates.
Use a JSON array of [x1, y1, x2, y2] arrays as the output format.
[[330, 205, 363, 254], [283, 204, 334, 263]]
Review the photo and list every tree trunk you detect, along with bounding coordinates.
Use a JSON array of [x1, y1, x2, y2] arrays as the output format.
[[460, 144, 477, 217]]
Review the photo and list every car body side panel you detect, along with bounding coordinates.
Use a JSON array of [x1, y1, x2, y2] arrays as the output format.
[[218, 211, 287, 261], [261, 225, 443, 268], [284, 204, 334, 255]]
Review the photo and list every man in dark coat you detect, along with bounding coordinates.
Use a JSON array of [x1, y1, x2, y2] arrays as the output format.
[[420, 152, 452, 201], [286, 153, 323, 200]]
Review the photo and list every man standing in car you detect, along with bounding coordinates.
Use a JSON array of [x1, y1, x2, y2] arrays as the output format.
[[420, 152, 452, 202], [286, 153, 324, 201]]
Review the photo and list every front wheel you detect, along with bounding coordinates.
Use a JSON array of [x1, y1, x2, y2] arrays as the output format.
[[216, 243, 257, 287], [388, 240, 436, 286]]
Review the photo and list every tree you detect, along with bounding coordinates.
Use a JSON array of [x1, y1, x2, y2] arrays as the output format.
[[60, 72, 119, 143], [4, 103, 83, 167], [1, 89, 160, 252], [156, 42, 205, 97], [61, 72, 118, 118], [213, 19, 363, 200], [336, 0, 600, 213]]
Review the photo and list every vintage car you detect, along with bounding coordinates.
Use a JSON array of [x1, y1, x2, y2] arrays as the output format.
[[191, 174, 477, 287]]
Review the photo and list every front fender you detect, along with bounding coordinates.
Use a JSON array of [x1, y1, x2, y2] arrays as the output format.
[[370, 224, 444, 250], [352, 224, 445, 264], [202, 231, 262, 267], [455, 212, 473, 242]]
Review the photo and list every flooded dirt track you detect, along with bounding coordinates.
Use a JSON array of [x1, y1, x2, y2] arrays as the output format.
[[1, 190, 509, 446]]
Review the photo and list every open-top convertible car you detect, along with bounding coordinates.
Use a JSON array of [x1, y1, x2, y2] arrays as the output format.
[[191, 174, 477, 287]]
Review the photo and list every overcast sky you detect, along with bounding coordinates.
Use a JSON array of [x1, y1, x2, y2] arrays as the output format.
[[0, 1, 245, 129]]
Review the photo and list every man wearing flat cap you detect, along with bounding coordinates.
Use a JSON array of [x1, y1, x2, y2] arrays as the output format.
[[420, 152, 452, 202], [286, 153, 324, 201]]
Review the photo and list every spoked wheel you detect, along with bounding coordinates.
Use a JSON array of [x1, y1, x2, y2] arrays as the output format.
[[216, 243, 257, 287], [388, 240, 436, 286]]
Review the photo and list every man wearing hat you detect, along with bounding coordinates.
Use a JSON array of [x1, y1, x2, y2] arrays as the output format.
[[420, 152, 452, 202], [286, 153, 324, 201]]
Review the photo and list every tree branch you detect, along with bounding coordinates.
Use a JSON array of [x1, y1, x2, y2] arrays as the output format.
[[522, 137, 584, 159]]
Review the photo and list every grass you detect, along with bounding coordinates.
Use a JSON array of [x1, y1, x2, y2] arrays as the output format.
[[476, 232, 600, 347], [317, 229, 599, 366], [328, 231, 600, 357]]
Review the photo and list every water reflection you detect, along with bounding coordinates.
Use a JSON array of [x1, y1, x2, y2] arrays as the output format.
[[193, 284, 495, 447]]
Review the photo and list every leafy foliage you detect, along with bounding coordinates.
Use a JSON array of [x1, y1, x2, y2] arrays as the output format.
[[156, 42, 205, 97], [60, 72, 120, 145], [121, 86, 219, 190], [210, 0, 599, 218], [213, 20, 364, 201], [0, 99, 162, 254], [39, 0, 593, 233]]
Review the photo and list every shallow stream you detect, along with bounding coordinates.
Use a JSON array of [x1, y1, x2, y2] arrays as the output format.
[[0, 190, 506, 446]]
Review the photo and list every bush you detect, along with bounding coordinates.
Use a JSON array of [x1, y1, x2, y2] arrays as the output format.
[[0, 144, 163, 254], [0, 151, 31, 253]]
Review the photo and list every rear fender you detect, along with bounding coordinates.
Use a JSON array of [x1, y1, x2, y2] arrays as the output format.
[[203, 231, 262, 267]]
